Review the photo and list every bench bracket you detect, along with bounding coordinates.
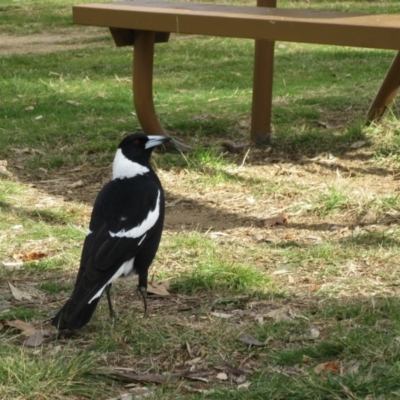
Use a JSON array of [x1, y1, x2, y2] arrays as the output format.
[[110, 28, 170, 46]]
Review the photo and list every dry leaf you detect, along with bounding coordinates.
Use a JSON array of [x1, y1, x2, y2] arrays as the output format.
[[6, 320, 36, 336], [24, 331, 45, 347], [225, 364, 247, 376], [67, 180, 84, 188], [13, 250, 46, 262], [185, 357, 202, 366], [315, 120, 331, 129], [238, 381, 251, 389], [288, 308, 309, 321], [66, 100, 81, 106], [115, 75, 131, 83], [283, 232, 295, 240], [256, 316, 264, 325], [111, 372, 166, 385], [350, 140, 367, 149], [166, 198, 183, 208], [308, 284, 322, 293], [235, 375, 247, 384], [310, 328, 320, 339], [216, 372, 228, 381], [346, 361, 360, 375], [264, 213, 288, 227], [246, 196, 255, 204], [210, 312, 233, 319], [8, 282, 32, 301], [2, 261, 23, 269], [271, 269, 289, 275], [11, 147, 32, 154], [209, 232, 229, 239], [117, 394, 132, 400], [237, 333, 266, 347], [265, 309, 295, 323], [314, 361, 341, 375], [50, 345, 62, 355], [147, 280, 170, 296], [186, 375, 209, 383], [0, 160, 12, 177]]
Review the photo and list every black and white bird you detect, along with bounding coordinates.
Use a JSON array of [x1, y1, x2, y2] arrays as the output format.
[[52, 133, 170, 330]]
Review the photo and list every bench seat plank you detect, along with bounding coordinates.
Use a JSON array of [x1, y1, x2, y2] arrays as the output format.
[[74, 1, 400, 50]]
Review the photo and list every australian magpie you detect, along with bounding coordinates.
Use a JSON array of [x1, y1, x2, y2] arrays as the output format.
[[52, 133, 170, 330]]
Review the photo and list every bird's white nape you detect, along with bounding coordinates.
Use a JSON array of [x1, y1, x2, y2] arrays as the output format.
[[112, 148, 150, 179], [88, 258, 134, 304]]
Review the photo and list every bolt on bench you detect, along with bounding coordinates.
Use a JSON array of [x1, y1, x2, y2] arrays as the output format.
[[73, 0, 400, 143]]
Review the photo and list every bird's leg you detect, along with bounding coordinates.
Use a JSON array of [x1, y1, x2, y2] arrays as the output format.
[[137, 285, 148, 317], [105, 284, 116, 320]]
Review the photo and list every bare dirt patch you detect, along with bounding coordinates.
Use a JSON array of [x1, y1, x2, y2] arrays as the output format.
[[0, 27, 107, 55]]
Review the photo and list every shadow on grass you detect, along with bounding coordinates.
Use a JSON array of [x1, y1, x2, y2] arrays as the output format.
[[5, 167, 400, 243]]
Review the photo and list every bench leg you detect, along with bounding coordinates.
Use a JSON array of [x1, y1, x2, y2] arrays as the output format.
[[133, 30, 166, 135], [251, 0, 276, 143], [367, 51, 400, 123]]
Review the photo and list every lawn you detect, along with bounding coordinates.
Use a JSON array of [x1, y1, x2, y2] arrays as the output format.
[[2, 0, 400, 399]]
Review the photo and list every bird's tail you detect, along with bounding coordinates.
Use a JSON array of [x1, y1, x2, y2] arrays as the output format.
[[52, 298, 100, 330]]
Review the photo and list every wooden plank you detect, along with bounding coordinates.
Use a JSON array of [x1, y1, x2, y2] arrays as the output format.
[[73, 1, 400, 50]]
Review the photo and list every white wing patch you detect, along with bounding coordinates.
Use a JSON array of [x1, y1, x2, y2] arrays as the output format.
[[112, 148, 150, 179], [88, 257, 134, 304], [109, 191, 160, 239]]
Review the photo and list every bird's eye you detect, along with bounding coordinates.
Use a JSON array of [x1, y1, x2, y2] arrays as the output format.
[[132, 139, 141, 146]]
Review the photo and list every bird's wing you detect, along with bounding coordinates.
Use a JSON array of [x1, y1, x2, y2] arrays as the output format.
[[61, 178, 163, 320]]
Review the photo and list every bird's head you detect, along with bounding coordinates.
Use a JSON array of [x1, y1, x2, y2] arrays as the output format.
[[113, 133, 171, 179]]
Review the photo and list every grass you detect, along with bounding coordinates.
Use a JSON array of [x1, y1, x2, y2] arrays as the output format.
[[0, 344, 110, 399], [2, 0, 400, 398], [168, 233, 271, 294]]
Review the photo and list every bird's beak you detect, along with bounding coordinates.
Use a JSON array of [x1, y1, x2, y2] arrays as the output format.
[[145, 135, 171, 149]]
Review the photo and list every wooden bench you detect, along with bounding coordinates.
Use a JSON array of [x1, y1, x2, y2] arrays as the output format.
[[73, 0, 400, 143]]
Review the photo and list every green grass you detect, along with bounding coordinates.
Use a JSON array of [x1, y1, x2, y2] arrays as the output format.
[[2, 0, 400, 398], [0, 344, 110, 399], [168, 233, 270, 294], [1, 307, 42, 321]]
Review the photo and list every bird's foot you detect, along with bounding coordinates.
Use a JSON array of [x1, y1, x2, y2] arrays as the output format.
[[109, 309, 117, 323], [137, 286, 148, 317]]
